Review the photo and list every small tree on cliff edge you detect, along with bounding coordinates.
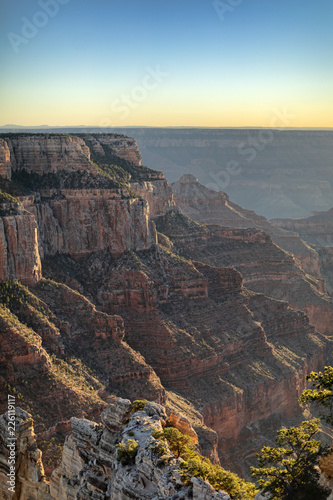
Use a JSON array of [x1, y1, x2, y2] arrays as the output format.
[[251, 419, 329, 500], [300, 366, 333, 426]]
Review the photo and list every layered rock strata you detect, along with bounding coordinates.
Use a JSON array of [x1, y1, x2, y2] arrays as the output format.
[[43, 245, 329, 475], [0, 139, 11, 179], [155, 210, 333, 336], [0, 408, 52, 500]]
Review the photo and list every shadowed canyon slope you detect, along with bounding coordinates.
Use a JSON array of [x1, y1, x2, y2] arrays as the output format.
[[0, 133, 332, 486]]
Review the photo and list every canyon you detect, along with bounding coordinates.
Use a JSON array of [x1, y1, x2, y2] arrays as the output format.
[[0, 133, 332, 498]]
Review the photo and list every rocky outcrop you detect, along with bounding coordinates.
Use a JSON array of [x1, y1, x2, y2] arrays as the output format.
[[6, 135, 93, 176], [50, 397, 233, 500], [130, 178, 175, 217], [43, 244, 331, 476], [0, 400, 236, 500], [0, 207, 42, 285], [85, 134, 143, 166], [0, 134, 162, 259]]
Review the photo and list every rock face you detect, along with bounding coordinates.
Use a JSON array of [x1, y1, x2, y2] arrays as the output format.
[[0, 206, 42, 285], [0, 134, 161, 261], [50, 397, 232, 500], [7, 135, 93, 176], [22, 190, 156, 259], [44, 245, 330, 476], [130, 178, 175, 217], [85, 134, 143, 166]]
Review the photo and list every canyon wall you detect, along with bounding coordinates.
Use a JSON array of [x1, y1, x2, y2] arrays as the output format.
[[0, 139, 11, 179], [1, 133, 332, 484], [44, 244, 330, 475]]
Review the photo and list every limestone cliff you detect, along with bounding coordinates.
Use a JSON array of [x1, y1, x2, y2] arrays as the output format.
[[0, 134, 162, 260], [0, 139, 11, 180], [0, 408, 52, 500]]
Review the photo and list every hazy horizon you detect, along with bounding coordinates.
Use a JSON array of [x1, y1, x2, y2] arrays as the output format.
[[1, 0, 332, 128]]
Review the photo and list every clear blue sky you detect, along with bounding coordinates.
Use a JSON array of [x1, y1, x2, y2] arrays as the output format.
[[1, 0, 332, 127]]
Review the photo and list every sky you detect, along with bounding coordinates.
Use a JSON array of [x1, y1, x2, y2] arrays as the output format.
[[0, 0, 332, 128]]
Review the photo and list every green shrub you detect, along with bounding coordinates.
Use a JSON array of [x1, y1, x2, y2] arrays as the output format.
[[150, 440, 168, 457], [116, 439, 139, 465], [131, 399, 148, 412]]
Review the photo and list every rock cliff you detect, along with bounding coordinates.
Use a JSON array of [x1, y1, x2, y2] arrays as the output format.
[[272, 208, 333, 247], [0, 139, 11, 179]]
